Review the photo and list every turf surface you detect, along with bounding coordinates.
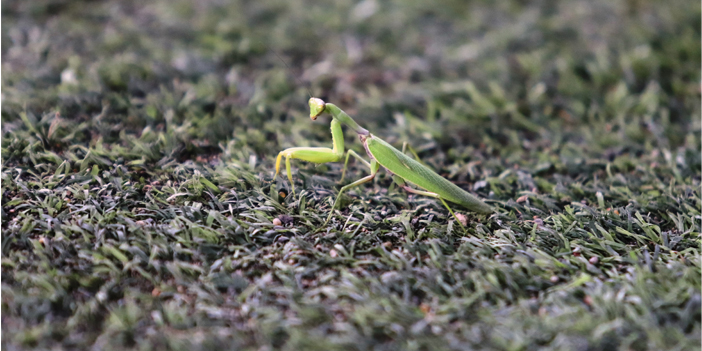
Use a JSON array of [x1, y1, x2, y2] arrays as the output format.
[[2, 0, 700, 350]]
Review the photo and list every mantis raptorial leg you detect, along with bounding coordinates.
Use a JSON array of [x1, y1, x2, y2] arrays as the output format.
[[274, 119, 345, 195]]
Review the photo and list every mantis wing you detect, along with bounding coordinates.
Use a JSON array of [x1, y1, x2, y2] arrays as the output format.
[[366, 135, 493, 214]]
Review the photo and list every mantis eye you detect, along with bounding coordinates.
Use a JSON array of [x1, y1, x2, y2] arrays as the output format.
[[309, 97, 326, 120]]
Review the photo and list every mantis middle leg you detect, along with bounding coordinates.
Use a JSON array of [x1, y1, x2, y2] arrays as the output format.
[[325, 159, 380, 225], [340, 149, 371, 182]]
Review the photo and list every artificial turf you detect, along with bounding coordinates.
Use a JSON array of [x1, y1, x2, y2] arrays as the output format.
[[2, 0, 700, 350]]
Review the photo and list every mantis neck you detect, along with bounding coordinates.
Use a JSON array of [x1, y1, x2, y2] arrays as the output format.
[[325, 103, 369, 136]]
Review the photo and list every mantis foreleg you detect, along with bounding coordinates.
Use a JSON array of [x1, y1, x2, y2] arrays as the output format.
[[274, 119, 345, 195]]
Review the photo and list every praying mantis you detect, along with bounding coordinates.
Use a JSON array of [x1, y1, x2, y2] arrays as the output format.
[[273, 97, 493, 226]]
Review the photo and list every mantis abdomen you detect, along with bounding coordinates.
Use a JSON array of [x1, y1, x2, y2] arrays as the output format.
[[366, 136, 493, 214]]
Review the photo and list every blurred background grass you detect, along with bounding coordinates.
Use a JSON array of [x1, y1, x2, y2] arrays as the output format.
[[2, 0, 700, 350]]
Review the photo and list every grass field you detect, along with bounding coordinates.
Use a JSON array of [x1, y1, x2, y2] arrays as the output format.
[[2, 0, 701, 350]]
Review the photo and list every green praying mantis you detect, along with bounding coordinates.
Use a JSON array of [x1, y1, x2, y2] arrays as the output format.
[[273, 97, 493, 227]]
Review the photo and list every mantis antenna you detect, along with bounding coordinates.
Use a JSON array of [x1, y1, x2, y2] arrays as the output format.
[[265, 43, 313, 99]]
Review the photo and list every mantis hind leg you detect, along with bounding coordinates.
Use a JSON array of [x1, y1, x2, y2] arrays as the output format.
[[392, 176, 466, 230], [401, 142, 433, 169], [401, 142, 422, 160], [325, 159, 379, 226]]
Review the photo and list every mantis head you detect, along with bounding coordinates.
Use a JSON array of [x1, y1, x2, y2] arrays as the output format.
[[309, 97, 326, 120], [308, 97, 370, 136]]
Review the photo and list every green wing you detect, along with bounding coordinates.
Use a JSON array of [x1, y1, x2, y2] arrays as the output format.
[[366, 136, 493, 214]]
